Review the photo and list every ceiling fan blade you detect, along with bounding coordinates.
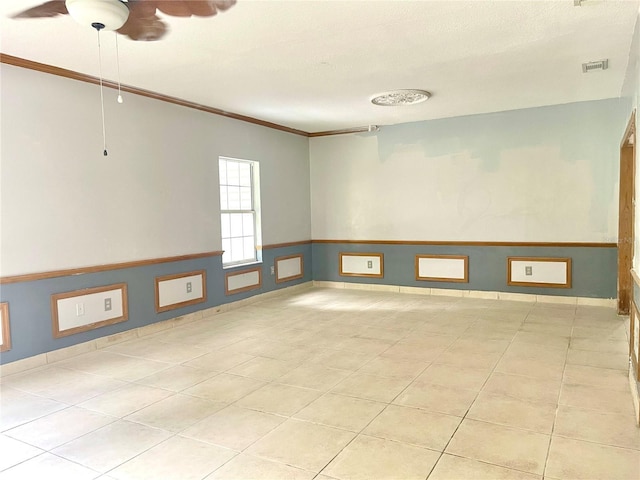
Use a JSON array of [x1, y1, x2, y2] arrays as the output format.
[[11, 0, 68, 18], [117, 15, 167, 41], [155, 0, 237, 18], [117, 0, 167, 41]]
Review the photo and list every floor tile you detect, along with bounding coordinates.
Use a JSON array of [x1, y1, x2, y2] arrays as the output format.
[[52, 420, 171, 473], [428, 454, 541, 480], [5, 406, 116, 450], [380, 343, 447, 362], [106, 339, 210, 364], [466, 392, 557, 434], [445, 419, 550, 475], [307, 349, 375, 371], [322, 434, 440, 480], [519, 322, 573, 337], [571, 325, 627, 340], [357, 356, 430, 380], [363, 404, 461, 451], [125, 394, 226, 432], [79, 384, 174, 417], [569, 338, 629, 353], [559, 383, 636, 415], [416, 363, 490, 391], [227, 356, 300, 382], [205, 453, 315, 480], [109, 435, 236, 480], [501, 343, 567, 366], [482, 372, 561, 405], [183, 351, 255, 372], [512, 332, 569, 349], [562, 364, 631, 391], [56, 352, 172, 382], [181, 373, 265, 403], [396, 333, 458, 350], [0, 434, 44, 471], [245, 419, 355, 472], [277, 363, 351, 390], [331, 372, 411, 403], [494, 356, 565, 381], [545, 436, 640, 480], [2, 366, 126, 404], [433, 350, 503, 370], [566, 348, 629, 371], [235, 383, 321, 416], [0, 452, 100, 480], [135, 365, 217, 392], [394, 381, 478, 416], [293, 393, 386, 432], [0, 386, 68, 430], [554, 405, 640, 450], [462, 325, 517, 341], [446, 337, 511, 354], [182, 405, 285, 451]]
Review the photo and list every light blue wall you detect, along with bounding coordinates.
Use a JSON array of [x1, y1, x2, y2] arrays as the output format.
[[310, 98, 628, 243]]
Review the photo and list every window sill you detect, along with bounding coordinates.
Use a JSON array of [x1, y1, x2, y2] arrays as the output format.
[[222, 260, 263, 270]]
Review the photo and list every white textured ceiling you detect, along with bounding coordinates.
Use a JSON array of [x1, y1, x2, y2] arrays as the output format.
[[1, 0, 638, 133]]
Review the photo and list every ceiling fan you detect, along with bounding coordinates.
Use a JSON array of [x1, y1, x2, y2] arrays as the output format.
[[11, 0, 237, 40]]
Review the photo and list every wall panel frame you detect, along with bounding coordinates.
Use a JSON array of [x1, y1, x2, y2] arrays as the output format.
[[507, 257, 572, 288], [275, 254, 304, 284], [0, 303, 11, 352], [155, 270, 207, 313], [415, 254, 469, 283], [51, 284, 128, 338]]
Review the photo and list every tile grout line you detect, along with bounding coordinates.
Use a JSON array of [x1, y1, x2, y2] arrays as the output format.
[[540, 305, 574, 480], [425, 302, 539, 478]]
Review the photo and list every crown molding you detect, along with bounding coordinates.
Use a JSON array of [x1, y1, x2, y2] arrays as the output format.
[[0, 53, 309, 137]]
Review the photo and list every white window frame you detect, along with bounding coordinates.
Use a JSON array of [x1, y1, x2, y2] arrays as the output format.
[[219, 157, 262, 267]]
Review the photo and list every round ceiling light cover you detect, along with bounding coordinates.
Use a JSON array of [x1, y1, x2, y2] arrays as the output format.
[[371, 89, 431, 106], [66, 0, 130, 30]]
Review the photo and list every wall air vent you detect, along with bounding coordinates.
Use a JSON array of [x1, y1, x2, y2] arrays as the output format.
[[582, 60, 608, 73]]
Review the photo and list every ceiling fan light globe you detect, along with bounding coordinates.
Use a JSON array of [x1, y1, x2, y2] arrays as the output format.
[[65, 0, 129, 31]]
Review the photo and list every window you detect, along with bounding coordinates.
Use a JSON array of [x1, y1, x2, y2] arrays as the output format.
[[219, 157, 261, 266]]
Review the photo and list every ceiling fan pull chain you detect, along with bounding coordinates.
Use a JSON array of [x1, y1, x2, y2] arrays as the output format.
[[115, 32, 123, 104], [95, 24, 108, 156]]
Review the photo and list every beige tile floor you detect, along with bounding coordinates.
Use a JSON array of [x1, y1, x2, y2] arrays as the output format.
[[1, 287, 639, 480]]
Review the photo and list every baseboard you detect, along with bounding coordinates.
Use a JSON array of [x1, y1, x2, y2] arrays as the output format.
[[0, 281, 313, 378], [312, 281, 616, 308]]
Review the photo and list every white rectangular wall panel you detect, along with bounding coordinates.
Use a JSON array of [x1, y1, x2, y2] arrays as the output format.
[[416, 255, 468, 283], [275, 254, 303, 283], [155, 270, 206, 313], [508, 257, 571, 288], [226, 267, 262, 295], [52, 284, 128, 338], [339, 253, 383, 278]]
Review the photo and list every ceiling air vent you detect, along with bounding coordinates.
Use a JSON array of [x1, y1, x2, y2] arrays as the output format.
[[582, 60, 608, 73]]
